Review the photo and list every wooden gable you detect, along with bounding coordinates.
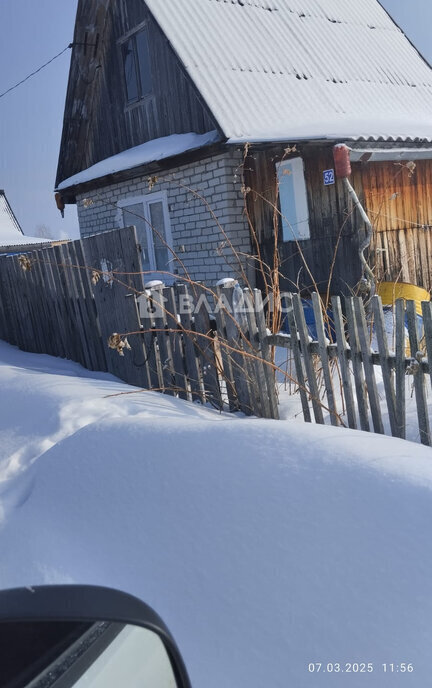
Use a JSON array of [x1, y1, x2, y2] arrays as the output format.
[[56, 0, 220, 189]]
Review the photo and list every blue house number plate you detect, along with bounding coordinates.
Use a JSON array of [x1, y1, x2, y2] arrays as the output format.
[[323, 169, 335, 186]]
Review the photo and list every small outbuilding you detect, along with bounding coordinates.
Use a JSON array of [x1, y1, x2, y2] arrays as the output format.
[[0, 190, 53, 255]]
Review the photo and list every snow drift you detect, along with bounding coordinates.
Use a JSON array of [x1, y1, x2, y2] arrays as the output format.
[[0, 342, 430, 688]]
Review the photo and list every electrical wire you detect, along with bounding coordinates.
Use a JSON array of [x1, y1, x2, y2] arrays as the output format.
[[0, 44, 72, 100]]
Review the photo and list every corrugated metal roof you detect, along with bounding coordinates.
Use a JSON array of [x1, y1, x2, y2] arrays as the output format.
[[145, 0, 432, 142], [0, 191, 51, 249], [0, 190, 23, 237], [0, 235, 52, 249]]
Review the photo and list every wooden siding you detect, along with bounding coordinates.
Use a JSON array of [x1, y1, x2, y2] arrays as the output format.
[[361, 160, 432, 290], [244, 145, 366, 295], [56, 0, 219, 187], [245, 146, 432, 295]]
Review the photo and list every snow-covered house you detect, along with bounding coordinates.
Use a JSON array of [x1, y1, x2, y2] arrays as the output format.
[[0, 190, 52, 255], [56, 0, 432, 293]]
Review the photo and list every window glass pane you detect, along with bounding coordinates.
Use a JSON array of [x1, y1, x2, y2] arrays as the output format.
[[136, 30, 152, 97], [149, 202, 170, 273], [122, 204, 151, 272], [122, 38, 139, 102], [277, 157, 310, 241]]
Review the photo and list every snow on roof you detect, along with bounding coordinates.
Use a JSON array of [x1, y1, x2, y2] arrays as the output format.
[[0, 190, 23, 237], [145, 0, 432, 142], [0, 235, 52, 250], [0, 190, 51, 249], [57, 130, 220, 191]]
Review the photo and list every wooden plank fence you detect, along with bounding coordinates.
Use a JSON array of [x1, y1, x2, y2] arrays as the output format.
[[270, 292, 432, 446], [1, 226, 432, 444], [0, 227, 278, 418]]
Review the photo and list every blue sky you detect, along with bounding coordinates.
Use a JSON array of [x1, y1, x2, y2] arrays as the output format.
[[0, 0, 431, 239], [0, 0, 79, 238]]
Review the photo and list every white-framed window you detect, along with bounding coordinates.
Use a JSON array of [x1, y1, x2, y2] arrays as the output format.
[[116, 192, 174, 284], [276, 157, 310, 241]]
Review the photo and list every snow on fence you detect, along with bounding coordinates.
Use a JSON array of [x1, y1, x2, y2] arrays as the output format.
[[269, 292, 432, 446]]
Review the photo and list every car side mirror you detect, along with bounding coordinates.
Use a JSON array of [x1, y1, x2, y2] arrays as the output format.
[[0, 585, 191, 688]]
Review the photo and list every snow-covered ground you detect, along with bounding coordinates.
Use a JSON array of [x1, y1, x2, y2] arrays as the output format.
[[275, 345, 431, 444], [0, 341, 430, 687]]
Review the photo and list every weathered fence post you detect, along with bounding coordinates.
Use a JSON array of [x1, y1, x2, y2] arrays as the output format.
[[292, 293, 324, 424], [220, 285, 253, 415], [331, 296, 356, 429], [253, 289, 279, 419], [372, 295, 399, 437], [421, 300, 432, 396], [311, 292, 340, 426], [283, 293, 311, 423], [395, 298, 407, 439], [193, 284, 222, 410], [164, 286, 188, 400], [243, 289, 276, 419], [149, 285, 176, 395], [406, 299, 430, 446], [353, 296, 384, 434], [345, 297, 370, 432], [177, 284, 204, 404]]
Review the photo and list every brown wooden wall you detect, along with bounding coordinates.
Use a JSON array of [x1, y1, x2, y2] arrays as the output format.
[[361, 160, 432, 290], [56, 0, 218, 187], [245, 145, 432, 295], [244, 144, 366, 296]]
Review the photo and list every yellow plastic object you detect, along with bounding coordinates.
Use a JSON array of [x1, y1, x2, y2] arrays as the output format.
[[377, 281, 430, 317]]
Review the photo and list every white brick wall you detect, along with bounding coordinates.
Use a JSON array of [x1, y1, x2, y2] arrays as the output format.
[[77, 149, 254, 285]]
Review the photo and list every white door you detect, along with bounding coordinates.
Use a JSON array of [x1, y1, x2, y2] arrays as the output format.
[[119, 193, 174, 284]]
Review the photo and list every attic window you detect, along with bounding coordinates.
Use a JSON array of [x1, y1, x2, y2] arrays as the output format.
[[122, 28, 152, 104]]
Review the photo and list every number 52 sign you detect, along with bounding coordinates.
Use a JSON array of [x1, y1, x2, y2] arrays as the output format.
[[323, 169, 335, 186]]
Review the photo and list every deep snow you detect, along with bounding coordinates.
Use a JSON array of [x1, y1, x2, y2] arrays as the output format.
[[0, 341, 430, 688]]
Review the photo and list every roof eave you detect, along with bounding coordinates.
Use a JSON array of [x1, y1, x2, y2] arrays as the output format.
[[226, 134, 432, 146], [56, 139, 227, 202]]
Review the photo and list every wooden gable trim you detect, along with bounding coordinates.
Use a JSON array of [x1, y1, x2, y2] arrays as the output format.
[[56, 0, 223, 189]]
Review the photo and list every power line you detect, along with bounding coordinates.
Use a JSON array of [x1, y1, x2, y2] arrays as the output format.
[[0, 44, 72, 100]]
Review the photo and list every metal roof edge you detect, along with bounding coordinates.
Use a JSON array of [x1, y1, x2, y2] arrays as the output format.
[[349, 146, 432, 162], [226, 134, 432, 146], [376, 0, 432, 73], [0, 191, 24, 235]]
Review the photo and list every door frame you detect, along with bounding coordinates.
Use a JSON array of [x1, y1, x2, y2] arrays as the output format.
[[116, 190, 175, 283]]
